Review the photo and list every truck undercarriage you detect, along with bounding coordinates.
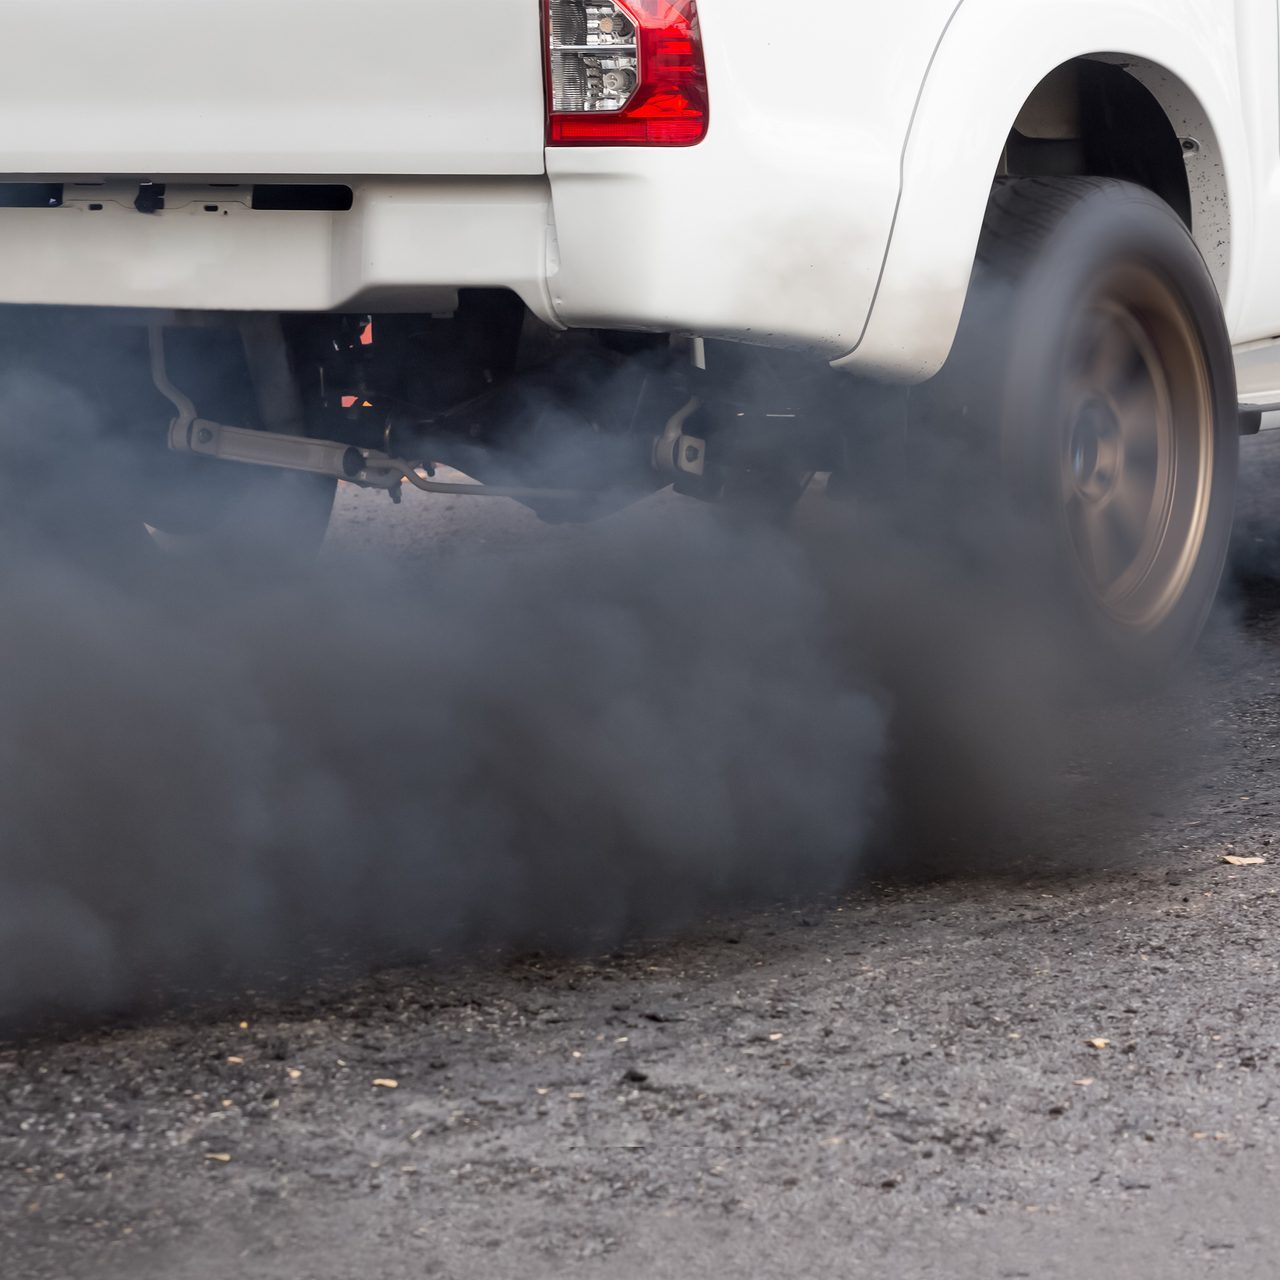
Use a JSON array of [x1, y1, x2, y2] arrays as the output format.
[[12, 297, 847, 542]]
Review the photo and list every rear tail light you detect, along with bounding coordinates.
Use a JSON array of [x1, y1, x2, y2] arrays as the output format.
[[544, 0, 709, 147]]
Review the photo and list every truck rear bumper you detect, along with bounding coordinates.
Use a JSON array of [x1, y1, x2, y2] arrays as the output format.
[[0, 178, 559, 323]]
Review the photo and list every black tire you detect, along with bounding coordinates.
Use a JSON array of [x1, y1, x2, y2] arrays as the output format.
[[930, 176, 1238, 679]]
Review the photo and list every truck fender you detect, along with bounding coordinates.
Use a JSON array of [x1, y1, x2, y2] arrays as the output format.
[[835, 0, 1248, 382]]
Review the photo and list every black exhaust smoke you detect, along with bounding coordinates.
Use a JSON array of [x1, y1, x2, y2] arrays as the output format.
[[0, 328, 1220, 1033]]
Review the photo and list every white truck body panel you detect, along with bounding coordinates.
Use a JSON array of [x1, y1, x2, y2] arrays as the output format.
[[839, 0, 1250, 381], [0, 0, 1275, 391], [545, 0, 960, 354], [0, 1, 547, 177]]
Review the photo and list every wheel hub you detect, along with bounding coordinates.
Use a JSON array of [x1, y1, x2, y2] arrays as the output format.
[[1069, 397, 1122, 502]]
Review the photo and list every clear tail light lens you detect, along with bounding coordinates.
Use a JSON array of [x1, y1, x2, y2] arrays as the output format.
[[544, 0, 709, 147]]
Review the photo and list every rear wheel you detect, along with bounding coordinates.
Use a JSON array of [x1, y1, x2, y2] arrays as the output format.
[[934, 177, 1237, 677]]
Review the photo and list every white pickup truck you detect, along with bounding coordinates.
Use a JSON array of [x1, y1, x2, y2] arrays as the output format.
[[4, 1, 1277, 670]]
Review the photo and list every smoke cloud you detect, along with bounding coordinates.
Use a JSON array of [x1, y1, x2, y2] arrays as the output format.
[[0, 351, 1216, 1032]]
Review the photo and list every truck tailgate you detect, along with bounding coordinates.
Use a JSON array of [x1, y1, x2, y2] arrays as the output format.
[[0, 0, 547, 177]]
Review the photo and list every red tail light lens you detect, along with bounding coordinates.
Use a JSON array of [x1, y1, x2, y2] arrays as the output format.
[[545, 0, 709, 147]]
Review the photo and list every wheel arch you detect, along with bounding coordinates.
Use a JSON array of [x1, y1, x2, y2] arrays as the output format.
[[835, 0, 1246, 383], [1008, 55, 1231, 297], [1119, 55, 1232, 296]]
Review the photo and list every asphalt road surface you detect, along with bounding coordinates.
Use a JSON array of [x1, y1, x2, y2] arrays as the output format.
[[8, 438, 1280, 1279]]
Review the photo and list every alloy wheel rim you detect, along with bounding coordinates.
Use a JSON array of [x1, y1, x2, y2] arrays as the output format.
[[1058, 266, 1214, 634]]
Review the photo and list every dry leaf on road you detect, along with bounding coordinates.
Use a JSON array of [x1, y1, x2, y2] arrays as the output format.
[[1222, 855, 1266, 867]]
